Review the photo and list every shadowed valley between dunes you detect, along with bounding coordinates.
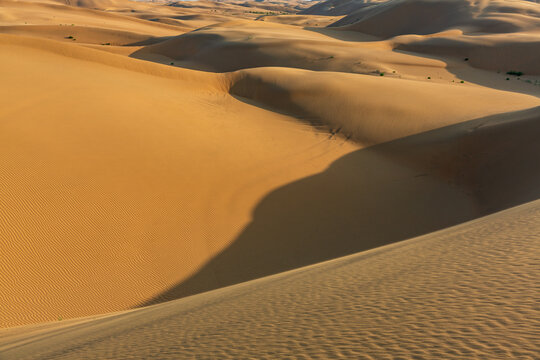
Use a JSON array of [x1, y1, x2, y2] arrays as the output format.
[[1, 0, 540, 358], [142, 106, 540, 305]]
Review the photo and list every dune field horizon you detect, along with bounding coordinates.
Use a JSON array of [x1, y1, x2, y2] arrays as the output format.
[[1, 0, 539, 358]]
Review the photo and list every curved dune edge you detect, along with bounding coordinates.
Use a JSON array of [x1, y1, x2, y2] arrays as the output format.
[[1, 198, 539, 359], [1, 31, 540, 328], [139, 105, 540, 307], [1, 0, 540, 333], [227, 67, 539, 145], [0, 34, 223, 87], [0, 35, 360, 328]]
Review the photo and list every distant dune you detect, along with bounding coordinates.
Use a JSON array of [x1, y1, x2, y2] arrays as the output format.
[[330, 0, 540, 36], [1, 0, 539, 358]]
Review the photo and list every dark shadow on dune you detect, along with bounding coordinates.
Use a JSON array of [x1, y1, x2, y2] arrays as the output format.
[[304, 27, 381, 42], [125, 36, 175, 46], [390, 47, 540, 98], [140, 106, 540, 306]]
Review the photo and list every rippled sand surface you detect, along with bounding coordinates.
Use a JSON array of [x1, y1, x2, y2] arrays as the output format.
[[2, 199, 539, 359]]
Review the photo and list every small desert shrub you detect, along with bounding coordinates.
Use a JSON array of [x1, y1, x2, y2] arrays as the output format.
[[427, 76, 431, 79], [65, 35, 74, 39], [460, 80, 464, 83], [506, 71, 523, 76], [380, 72, 384, 76]]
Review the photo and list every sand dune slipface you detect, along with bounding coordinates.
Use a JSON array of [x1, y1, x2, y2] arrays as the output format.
[[130, 20, 453, 73], [1, 0, 540, 357], [0, 35, 359, 327], [326, 0, 540, 36], [228, 67, 539, 144], [309, 0, 540, 78], [141, 106, 540, 304]]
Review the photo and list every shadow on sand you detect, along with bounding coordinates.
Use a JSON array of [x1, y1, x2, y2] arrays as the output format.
[[141, 106, 540, 306]]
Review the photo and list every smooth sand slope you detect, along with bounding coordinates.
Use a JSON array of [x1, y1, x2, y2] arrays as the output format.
[[130, 8, 540, 98], [1, 0, 539, 355], [2, 31, 539, 328], [317, 0, 540, 76], [0, 35, 360, 327], [141, 105, 540, 305], [1, 198, 539, 359]]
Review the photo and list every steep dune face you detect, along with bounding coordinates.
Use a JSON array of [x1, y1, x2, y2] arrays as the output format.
[[334, 0, 474, 36], [0, 35, 358, 327], [141, 106, 540, 304], [1, 0, 540, 349], [328, 0, 540, 37], [393, 33, 540, 75], [256, 14, 344, 27], [2, 198, 539, 360], [2, 32, 537, 328], [301, 0, 385, 16], [307, 0, 540, 77], [229, 67, 539, 145], [131, 20, 452, 73]]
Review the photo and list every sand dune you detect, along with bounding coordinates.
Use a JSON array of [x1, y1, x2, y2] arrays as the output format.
[[301, 0, 386, 16], [0, 34, 359, 328], [393, 32, 540, 75], [0, 0, 179, 33], [2, 198, 539, 359], [141, 105, 540, 304], [1, 33, 538, 327], [0, 25, 167, 45], [327, 0, 540, 36], [229, 67, 539, 144], [257, 14, 344, 26], [306, 0, 540, 77], [130, 14, 540, 99], [131, 20, 450, 73], [1, 0, 539, 357]]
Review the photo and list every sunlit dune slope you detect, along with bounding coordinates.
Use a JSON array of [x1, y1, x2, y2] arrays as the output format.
[[1, 0, 540, 338], [228, 67, 539, 144], [0, 0, 181, 35], [393, 32, 540, 75], [329, 0, 540, 37], [306, 0, 540, 76], [1, 27, 539, 328], [301, 0, 386, 16], [256, 14, 344, 27], [0, 25, 168, 45], [0, 35, 359, 327], [131, 20, 451, 74], [140, 105, 540, 305], [2, 198, 539, 359]]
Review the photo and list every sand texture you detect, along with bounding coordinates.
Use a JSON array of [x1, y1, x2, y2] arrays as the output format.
[[1, 0, 539, 358], [2, 199, 539, 359]]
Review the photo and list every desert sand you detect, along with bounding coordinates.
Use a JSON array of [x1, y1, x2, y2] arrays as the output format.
[[1, 198, 539, 359], [1, 0, 539, 358]]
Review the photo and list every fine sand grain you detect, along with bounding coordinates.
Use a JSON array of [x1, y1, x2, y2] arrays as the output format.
[[2, 199, 539, 359]]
